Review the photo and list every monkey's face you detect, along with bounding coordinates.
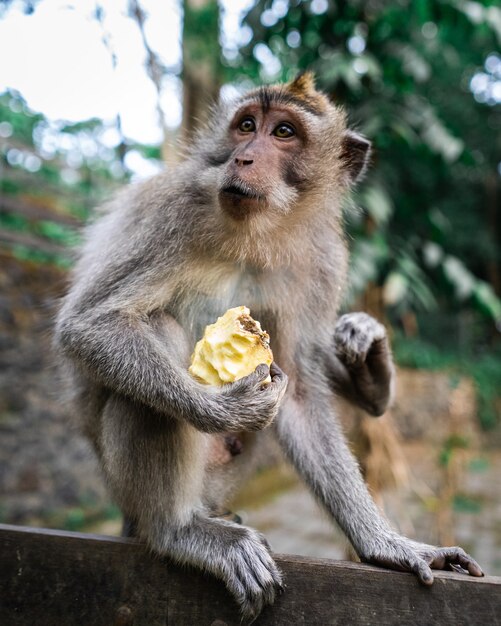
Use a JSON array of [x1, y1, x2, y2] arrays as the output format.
[[218, 104, 308, 221], [208, 73, 371, 226]]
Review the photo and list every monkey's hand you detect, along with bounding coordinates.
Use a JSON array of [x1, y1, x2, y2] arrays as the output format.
[[361, 535, 484, 583], [331, 312, 393, 416], [218, 362, 288, 432]]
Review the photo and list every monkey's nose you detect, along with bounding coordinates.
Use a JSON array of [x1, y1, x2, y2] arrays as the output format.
[[235, 157, 254, 167]]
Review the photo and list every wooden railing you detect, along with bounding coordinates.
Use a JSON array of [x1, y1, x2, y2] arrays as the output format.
[[1, 524, 500, 625]]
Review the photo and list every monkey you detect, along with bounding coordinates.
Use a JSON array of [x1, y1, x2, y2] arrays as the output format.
[[54, 73, 483, 620]]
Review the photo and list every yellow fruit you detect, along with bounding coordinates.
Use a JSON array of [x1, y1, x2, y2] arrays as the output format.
[[189, 306, 273, 386]]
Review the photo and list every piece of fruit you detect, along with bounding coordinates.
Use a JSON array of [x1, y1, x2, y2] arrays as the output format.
[[189, 306, 273, 386]]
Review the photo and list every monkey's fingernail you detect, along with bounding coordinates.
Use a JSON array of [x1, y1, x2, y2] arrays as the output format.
[[470, 564, 484, 577]]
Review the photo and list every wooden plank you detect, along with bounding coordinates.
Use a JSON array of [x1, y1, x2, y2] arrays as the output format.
[[0, 524, 500, 626]]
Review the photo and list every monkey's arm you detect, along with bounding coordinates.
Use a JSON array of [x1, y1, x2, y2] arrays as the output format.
[[324, 312, 394, 416], [275, 395, 483, 582], [55, 292, 287, 433]]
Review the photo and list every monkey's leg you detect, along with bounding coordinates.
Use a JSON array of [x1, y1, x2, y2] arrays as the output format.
[[275, 394, 483, 583], [99, 395, 282, 620], [326, 312, 394, 416], [121, 517, 138, 538]]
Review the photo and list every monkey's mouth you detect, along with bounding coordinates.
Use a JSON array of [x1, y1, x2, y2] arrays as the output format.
[[220, 183, 262, 201], [219, 179, 266, 220]]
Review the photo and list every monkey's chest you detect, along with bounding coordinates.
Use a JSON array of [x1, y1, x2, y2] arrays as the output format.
[[170, 269, 281, 346]]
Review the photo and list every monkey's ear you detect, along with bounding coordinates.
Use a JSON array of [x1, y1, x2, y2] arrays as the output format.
[[288, 71, 317, 97], [341, 131, 372, 183]]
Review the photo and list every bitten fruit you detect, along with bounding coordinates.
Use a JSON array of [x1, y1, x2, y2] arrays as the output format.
[[189, 306, 273, 386]]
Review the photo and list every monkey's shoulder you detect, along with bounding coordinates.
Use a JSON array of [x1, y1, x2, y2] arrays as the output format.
[[81, 170, 199, 254]]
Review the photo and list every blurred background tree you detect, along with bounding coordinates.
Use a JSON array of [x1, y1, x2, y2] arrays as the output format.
[[0, 89, 130, 265]]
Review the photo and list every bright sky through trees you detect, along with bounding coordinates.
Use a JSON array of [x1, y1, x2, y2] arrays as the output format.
[[0, 0, 252, 146]]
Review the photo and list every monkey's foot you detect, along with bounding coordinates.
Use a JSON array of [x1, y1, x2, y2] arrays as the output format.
[[362, 536, 484, 584], [159, 516, 283, 622], [219, 525, 283, 620], [334, 312, 386, 366]]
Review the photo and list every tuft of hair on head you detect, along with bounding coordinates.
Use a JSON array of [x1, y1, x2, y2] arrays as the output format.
[[287, 71, 317, 97], [284, 70, 330, 115]]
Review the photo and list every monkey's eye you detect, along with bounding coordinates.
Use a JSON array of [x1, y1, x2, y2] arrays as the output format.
[[273, 123, 295, 139], [238, 118, 256, 133]]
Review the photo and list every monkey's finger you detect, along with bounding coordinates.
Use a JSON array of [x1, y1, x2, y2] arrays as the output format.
[[367, 337, 389, 357], [265, 561, 283, 593], [241, 551, 278, 606], [411, 558, 434, 585], [238, 569, 270, 615], [254, 363, 271, 382], [243, 579, 274, 621], [225, 568, 256, 623], [228, 573, 248, 610], [252, 543, 281, 581], [228, 365, 269, 392], [246, 538, 283, 592], [265, 559, 284, 593], [270, 362, 288, 383], [334, 340, 357, 365], [255, 531, 272, 551], [232, 559, 268, 617], [433, 548, 484, 577], [464, 559, 484, 577], [352, 349, 369, 367], [240, 594, 263, 625]]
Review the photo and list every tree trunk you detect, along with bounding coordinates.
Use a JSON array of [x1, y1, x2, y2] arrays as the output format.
[[181, 0, 221, 145]]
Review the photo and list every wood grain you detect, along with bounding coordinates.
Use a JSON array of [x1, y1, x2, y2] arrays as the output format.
[[1, 524, 500, 626]]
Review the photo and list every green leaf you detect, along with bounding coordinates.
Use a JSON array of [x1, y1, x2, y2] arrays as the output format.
[[362, 184, 393, 224], [442, 256, 476, 300], [453, 494, 482, 514], [473, 282, 501, 320], [383, 272, 408, 305]]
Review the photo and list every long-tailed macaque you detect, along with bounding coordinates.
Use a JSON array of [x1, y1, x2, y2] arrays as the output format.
[[55, 73, 482, 620]]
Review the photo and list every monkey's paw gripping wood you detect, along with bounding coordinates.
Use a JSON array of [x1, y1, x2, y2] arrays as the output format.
[[189, 306, 273, 386]]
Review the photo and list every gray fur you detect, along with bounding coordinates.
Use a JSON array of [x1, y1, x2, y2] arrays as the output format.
[[54, 79, 482, 621]]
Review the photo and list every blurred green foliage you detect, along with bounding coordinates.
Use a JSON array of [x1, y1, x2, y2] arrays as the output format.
[[0, 89, 158, 266], [395, 332, 501, 428], [61, 502, 121, 532], [235, 0, 501, 338], [439, 433, 469, 467], [44, 502, 121, 532], [452, 493, 483, 513]]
